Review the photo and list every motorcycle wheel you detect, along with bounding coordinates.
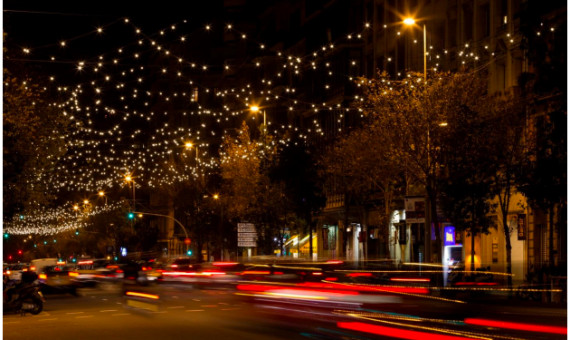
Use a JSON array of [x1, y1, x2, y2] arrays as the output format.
[[21, 297, 43, 315]]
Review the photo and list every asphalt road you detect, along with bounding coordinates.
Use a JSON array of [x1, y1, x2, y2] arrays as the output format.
[[3, 282, 567, 340]]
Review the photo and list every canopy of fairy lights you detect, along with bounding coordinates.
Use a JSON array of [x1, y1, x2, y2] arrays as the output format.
[[4, 9, 541, 236]]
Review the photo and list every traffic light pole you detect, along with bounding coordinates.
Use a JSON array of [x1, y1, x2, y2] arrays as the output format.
[[132, 211, 190, 254]]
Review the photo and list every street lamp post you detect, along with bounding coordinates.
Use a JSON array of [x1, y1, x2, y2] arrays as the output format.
[[404, 17, 443, 264], [185, 142, 199, 162], [98, 191, 107, 205], [403, 18, 426, 83], [249, 105, 266, 134], [125, 175, 135, 212], [212, 194, 224, 260]]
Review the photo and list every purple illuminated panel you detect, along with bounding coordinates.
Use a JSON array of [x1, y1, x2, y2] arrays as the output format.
[[444, 226, 456, 246]]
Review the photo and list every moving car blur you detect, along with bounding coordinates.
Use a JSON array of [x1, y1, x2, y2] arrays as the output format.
[[3, 263, 29, 282], [38, 264, 78, 296]]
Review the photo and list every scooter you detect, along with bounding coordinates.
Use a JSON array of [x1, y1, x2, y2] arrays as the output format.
[[3, 275, 45, 315]]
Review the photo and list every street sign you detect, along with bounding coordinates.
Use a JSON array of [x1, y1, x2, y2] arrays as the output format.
[[238, 241, 257, 247], [238, 223, 257, 247], [238, 223, 256, 233], [405, 196, 426, 223]]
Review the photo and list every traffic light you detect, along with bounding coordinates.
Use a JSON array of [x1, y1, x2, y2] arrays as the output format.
[[17, 250, 22, 255], [3, 233, 8, 239], [187, 250, 193, 256], [127, 212, 135, 219], [75, 229, 79, 235]]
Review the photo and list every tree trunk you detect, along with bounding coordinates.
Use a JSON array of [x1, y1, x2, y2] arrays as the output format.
[[426, 183, 441, 263], [343, 193, 350, 259], [502, 213, 513, 288], [470, 229, 476, 272], [549, 207, 555, 267], [384, 191, 392, 259], [309, 218, 313, 261]]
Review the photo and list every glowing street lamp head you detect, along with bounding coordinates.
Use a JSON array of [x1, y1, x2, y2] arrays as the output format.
[[83, 200, 89, 205], [185, 142, 193, 149], [213, 194, 219, 200], [98, 191, 105, 197], [125, 175, 132, 182], [73, 205, 79, 211], [403, 17, 416, 26], [250, 105, 260, 113]]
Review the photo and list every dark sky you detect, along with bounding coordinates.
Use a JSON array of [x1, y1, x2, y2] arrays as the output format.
[[4, 1, 224, 53]]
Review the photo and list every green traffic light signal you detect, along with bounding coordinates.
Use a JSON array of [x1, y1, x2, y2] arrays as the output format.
[[128, 212, 135, 219], [187, 250, 193, 256], [3, 233, 8, 239]]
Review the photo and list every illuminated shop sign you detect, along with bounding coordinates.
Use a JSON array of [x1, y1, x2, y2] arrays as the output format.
[[444, 226, 456, 246]]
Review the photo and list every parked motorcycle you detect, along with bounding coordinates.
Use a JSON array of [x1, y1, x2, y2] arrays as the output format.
[[3, 272, 45, 315]]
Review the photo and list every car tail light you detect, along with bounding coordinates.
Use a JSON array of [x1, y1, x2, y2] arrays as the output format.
[[30, 266, 36, 272], [5, 270, 10, 275], [69, 272, 79, 277], [39, 274, 47, 280]]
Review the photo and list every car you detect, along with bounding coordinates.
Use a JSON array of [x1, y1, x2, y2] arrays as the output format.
[[3, 263, 30, 282], [120, 260, 158, 286], [38, 265, 78, 296], [30, 258, 58, 276], [73, 259, 111, 287], [167, 258, 198, 272], [139, 260, 163, 283]]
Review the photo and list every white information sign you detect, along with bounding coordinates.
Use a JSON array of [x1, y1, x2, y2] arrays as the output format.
[[238, 223, 257, 247]]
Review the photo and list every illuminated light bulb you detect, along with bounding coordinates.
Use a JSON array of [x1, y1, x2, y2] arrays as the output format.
[[60, 41, 66, 47], [97, 27, 103, 33]]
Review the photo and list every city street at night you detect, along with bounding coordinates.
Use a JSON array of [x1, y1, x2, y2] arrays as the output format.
[[3, 282, 567, 340], [3, 0, 567, 339]]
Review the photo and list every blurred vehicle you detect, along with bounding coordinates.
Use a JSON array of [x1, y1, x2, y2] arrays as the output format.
[[3, 263, 30, 282], [139, 260, 162, 283], [121, 260, 157, 286], [3, 271, 44, 315], [167, 258, 197, 272], [30, 258, 58, 276], [73, 259, 112, 287], [162, 261, 244, 287], [38, 265, 78, 296]]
